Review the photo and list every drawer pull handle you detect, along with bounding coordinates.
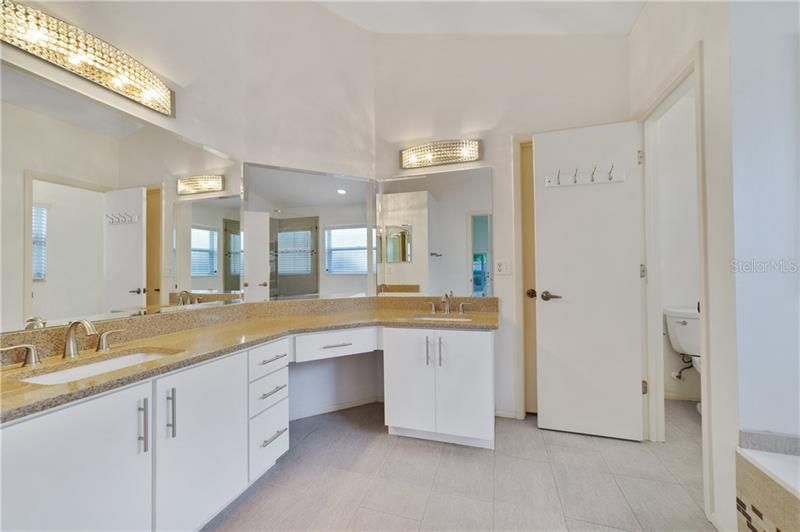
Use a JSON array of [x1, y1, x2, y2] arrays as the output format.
[[259, 384, 287, 400], [322, 342, 353, 350], [261, 427, 288, 448], [259, 353, 288, 365]]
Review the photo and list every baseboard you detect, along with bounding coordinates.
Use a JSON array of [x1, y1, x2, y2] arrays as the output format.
[[496, 409, 524, 420], [665, 393, 701, 402], [289, 396, 380, 421], [389, 426, 495, 450]]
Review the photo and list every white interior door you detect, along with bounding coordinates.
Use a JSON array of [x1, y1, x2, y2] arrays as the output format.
[[534, 121, 645, 441], [243, 210, 270, 301], [105, 187, 147, 311]]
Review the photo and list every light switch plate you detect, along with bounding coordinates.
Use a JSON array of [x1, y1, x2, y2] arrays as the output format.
[[495, 260, 512, 276]]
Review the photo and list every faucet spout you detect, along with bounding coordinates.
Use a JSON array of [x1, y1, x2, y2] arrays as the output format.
[[64, 320, 98, 359]]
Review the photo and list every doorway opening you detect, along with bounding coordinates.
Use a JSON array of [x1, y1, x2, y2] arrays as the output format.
[[643, 74, 705, 507], [519, 142, 537, 414], [469, 213, 492, 297]]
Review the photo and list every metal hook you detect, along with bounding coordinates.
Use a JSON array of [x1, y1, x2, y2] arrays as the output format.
[[556, 169, 561, 186], [590, 165, 597, 183], [573, 168, 579, 184], [608, 162, 615, 181]]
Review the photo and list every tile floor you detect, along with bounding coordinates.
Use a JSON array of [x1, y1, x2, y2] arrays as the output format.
[[204, 400, 711, 531]]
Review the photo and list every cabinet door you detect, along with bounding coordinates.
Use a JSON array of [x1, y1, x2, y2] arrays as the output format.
[[383, 328, 436, 432], [155, 353, 248, 531], [434, 330, 495, 441], [1, 383, 152, 531]]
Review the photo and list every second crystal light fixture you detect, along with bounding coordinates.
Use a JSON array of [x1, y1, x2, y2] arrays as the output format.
[[400, 139, 481, 169]]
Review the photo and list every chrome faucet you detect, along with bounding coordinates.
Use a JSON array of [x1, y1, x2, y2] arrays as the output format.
[[64, 320, 98, 359], [178, 290, 193, 305], [442, 293, 452, 314], [0, 344, 42, 367]]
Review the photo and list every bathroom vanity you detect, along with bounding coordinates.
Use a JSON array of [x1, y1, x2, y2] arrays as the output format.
[[0, 305, 496, 531]]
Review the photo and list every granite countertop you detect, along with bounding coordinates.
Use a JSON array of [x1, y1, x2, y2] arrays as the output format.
[[0, 309, 497, 424]]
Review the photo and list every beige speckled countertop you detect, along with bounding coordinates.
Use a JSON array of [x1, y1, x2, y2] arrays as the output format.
[[0, 309, 497, 424]]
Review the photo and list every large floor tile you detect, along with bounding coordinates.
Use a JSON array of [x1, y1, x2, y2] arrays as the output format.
[[420, 491, 493, 531], [565, 517, 630, 531], [495, 416, 549, 462], [600, 445, 676, 483], [543, 430, 601, 451], [361, 477, 431, 521], [348, 507, 420, 531], [494, 500, 567, 531], [494, 454, 561, 509], [306, 469, 373, 530], [546, 445, 610, 474], [616, 476, 713, 531], [379, 437, 443, 487], [551, 463, 641, 531], [434, 443, 495, 501], [329, 429, 396, 475]]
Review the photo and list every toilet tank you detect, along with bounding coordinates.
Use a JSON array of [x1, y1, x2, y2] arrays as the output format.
[[664, 307, 700, 356]]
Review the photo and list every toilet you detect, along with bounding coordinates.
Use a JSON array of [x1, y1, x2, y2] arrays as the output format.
[[664, 307, 701, 413]]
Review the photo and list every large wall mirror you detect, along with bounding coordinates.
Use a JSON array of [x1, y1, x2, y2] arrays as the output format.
[[242, 164, 377, 301], [377, 167, 493, 297], [1, 62, 241, 332]]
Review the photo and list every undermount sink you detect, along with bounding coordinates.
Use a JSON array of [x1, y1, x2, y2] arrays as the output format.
[[413, 315, 473, 323], [21, 352, 170, 385]]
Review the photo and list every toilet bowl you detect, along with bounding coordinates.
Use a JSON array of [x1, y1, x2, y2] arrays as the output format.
[[664, 307, 701, 414]]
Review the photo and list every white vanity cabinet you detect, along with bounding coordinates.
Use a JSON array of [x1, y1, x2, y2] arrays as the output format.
[[1, 382, 153, 531], [383, 328, 495, 448], [154, 352, 248, 532]]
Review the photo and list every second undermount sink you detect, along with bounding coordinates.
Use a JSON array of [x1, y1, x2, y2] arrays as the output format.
[[413, 315, 473, 323], [21, 352, 170, 385]]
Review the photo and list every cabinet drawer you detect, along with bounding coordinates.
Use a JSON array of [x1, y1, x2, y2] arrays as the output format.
[[249, 338, 292, 382], [249, 367, 288, 418], [249, 398, 289, 481], [295, 327, 378, 363]]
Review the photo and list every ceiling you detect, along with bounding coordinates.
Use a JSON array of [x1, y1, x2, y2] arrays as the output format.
[[322, 2, 644, 35], [246, 166, 369, 210], [1, 63, 145, 138]]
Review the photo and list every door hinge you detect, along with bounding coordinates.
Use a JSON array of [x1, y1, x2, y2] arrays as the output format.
[[640, 264, 647, 279], [637, 149, 644, 165], [642, 380, 648, 395]]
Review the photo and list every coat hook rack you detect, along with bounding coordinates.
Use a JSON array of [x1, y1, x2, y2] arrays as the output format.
[[106, 212, 140, 225], [544, 161, 623, 188]]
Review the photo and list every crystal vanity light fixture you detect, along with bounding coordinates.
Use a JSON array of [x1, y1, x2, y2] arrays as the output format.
[[177, 175, 225, 196], [400, 139, 481, 170], [0, 0, 174, 116]]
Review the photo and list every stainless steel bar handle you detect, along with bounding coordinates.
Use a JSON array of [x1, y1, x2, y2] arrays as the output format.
[[261, 427, 288, 448], [138, 398, 149, 453], [322, 342, 353, 350], [438, 337, 443, 367], [260, 384, 287, 400], [166, 387, 177, 438], [425, 336, 430, 366], [260, 353, 288, 365]]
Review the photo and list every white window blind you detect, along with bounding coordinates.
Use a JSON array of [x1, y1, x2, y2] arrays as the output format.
[[191, 227, 218, 276], [277, 230, 312, 275], [325, 227, 368, 274], [32, 206, 47, 281], [229, 232, 242, 275]]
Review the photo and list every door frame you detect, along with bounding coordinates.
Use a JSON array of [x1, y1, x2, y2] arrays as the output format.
[[636, 44, 712, 519]]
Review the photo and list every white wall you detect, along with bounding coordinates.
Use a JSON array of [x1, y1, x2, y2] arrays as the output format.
[[730, 1, 800, 439], [374, 34, 630, 417], [1, 102, 119, 331], [31, 180, 106, 322], [629, 3, 737, 528], [189, 203, 241, 291], [24, 2, 375, 179]]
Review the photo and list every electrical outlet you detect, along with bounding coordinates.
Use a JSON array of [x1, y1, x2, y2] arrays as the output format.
[[495, 260, 511, 276]]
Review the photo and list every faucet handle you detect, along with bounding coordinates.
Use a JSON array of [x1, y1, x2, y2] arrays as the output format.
[[96, 329, 124, 352], [0, 344, 42, 367], [459, 302, 473, 315]]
